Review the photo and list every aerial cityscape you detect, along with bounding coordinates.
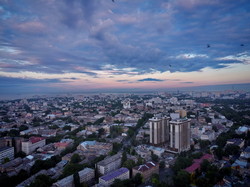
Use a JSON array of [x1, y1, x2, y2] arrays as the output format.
[[0, 0, 250, 187]]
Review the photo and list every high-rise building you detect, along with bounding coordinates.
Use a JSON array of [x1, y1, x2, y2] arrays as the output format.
[[149, 117, 170, 145], [169, 118, 191, 153]]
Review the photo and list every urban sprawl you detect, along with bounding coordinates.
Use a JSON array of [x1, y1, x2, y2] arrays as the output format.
[[0, 90, 250, 187]]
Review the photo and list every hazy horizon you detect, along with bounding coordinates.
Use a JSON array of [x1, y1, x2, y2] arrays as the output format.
[[0, 82, 249, 101]]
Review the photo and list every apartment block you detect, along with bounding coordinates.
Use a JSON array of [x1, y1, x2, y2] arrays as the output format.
[[96, 153, 122, 175], [21, 137, 46, 155], [149, 116, 170, 145], [0, 146, 14, 163], [99, 167, 129, 187], [169, 118, 191, 153], [53, 168, 95, 187]]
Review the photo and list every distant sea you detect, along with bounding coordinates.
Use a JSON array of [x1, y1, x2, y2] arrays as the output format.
[[0, 83, 250, 101]]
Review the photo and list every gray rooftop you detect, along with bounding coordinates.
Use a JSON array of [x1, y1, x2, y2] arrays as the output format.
[[97, 153, 122, 166]]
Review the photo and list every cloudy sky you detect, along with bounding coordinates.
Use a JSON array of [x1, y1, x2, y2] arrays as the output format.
[[0, 0, 250, 94]]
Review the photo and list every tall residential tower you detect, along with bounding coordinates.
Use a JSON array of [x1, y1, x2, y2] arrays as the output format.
[[169, 118, 191, 153], [149, 117, 170, 145]]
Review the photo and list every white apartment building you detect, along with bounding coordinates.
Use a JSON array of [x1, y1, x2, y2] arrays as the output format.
[[21, 137, 46, 155], [96, 153, 122, 175]]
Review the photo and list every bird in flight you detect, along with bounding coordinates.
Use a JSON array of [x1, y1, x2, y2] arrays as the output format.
[[112, 0, 115, 2], [207, 44, 210, 48], [240, 44, 244, 46]]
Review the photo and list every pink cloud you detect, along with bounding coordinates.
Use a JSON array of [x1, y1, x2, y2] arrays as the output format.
[[16, 21, 46, 33]]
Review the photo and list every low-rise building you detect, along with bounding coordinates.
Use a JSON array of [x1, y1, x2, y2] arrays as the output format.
[[240, 146, 250, 159], [132, 161, 159, 181], [200, 130, 215, 141], [99, 167, 129, 187], [77, 141, 112, 156], [226, 138, 245, 148], [185, 154, 213, 174], [0, 146, 14, 163], [53, 168, 95, 187], [96, 153, 122, 175], [21, 137, 46, 155]]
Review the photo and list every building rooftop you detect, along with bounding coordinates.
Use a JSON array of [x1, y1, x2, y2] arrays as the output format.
[[29, 136, 45, 144], [97, 153, 122, 166], [133, 161, 157, 172], [0, 146, 13, 152], [185, 154, 213, 173], [80, 141, 96, 149], [79, 167, 94, 176], [100, 167, 129, 182]]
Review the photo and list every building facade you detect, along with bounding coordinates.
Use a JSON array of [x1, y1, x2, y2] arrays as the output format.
[[21, 137, 46, 155], [169, 118, 191, 153], [132, 161, 159, 181], [149, 117, 170, 145], [96, 153, 122, 175], [53, 168, 95, 187], [0, 146, 14, 163], [99, 167, 129, 187]]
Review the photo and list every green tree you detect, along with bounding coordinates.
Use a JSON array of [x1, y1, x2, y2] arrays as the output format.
[[94, 117, 104, 125], [121, 151, 127, 165], [63, 125, 71, 131], [224, 144, 240, 156], [151, 173, 160, 186], [132, 173, 142, 186], [159, 161, 165, 169], [112, 142, 122, 153], [98, 128, 105, 136], [62, 163, 83, 178], [199, 140, 210, 149], [173, 170, 190, 187], [73, 172, 81, 187], [3, 157, 10, 163], [29, 174, 53, 187], [212, 125, 218, 132], [200, 159, 210, 172], [8, 129, 20, 137], [213, 147, 224, 160], [70, 153, 81, 164], [151, 152, 159, 162], [122, 159, 135, 170], [137, 156, 144, 165], [19, 125, 28, 131], [48, 125, 59, 129], [172, 156, 192, 173], [196, 177, 209, 187]]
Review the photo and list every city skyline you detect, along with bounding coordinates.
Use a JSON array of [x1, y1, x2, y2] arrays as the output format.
[[0, 0, 250, 94]]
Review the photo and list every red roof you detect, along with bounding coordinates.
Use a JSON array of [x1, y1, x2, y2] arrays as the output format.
[[54, 142, 69, 148], [185, 154, 213, 173], [185, 162, 200, 173], [29, 136, 45, 144]]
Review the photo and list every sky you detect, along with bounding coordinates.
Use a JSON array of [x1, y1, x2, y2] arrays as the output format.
[[0, 0, 250, 94]]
